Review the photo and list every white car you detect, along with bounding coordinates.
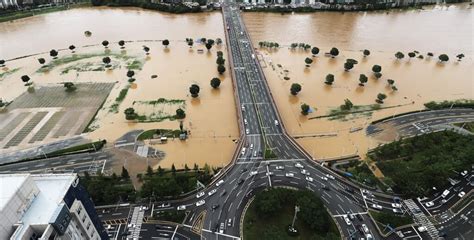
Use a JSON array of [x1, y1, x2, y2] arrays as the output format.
[[321, 176, 328, 181], [371, 204, 382, 210], [458, 191, 466, 198], [266, 172, 274, 176], [301, 169, 310, 176], [250, 143, 253, 149], [295, 163, 304, 169], [285, 173, 294, 178], [216, 180, 224, 187], [391, 203, 401, 208], [343, 215, 351, 225], [275, 166, 284, 170], [418, 226, 427, 232], [177, 205, 186, 211], [441, 189, 450, 198], [392, 208, 402, 214], [249, 171, 258, 176], [208, 189, 217, 196], [361, 224, 369, 233], [244, 119, 248, 125], [325, 174, 335, 180], [196, 192, 205, 198], [425, 201, 434, 207], [460, 170, 468, 177], [196, 200, 205, 207], [305, 176, 313, 182], [245, 129, 249, 134]]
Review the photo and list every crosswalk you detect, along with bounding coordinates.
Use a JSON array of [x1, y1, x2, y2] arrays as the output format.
[[129, 207, 144, 239], [404, 199, 439, 238]]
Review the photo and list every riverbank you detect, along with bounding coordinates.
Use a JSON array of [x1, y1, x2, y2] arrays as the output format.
[[0, 3, 91, 23]]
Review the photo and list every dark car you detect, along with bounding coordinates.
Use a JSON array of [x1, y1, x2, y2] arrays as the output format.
[[240, 168, 247, 173], [356, 214, 363, 221], [212, 204, 220, 210], [220, 190, 227, 196], [237, 179, 244, 185], [322, 185, 330, 191], [213, 223, 220, 232]]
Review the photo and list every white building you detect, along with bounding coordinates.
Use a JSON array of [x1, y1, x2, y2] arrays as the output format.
[[0, 173, 108, 240]]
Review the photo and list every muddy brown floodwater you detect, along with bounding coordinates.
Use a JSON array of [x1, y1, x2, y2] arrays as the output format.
[[243, 3, 473, 159], [0, 7, 238, 170]]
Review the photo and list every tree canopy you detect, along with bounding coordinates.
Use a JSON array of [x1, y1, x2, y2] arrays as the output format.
[[210, 77, 221, 89], [290, 83, 302, 95], [325, 74, 335, 85], [189, 84, 200, 98]]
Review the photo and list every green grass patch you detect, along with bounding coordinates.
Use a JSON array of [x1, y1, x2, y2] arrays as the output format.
[[134, 98, 185, 105], [369, 210, 413, 229], [244, 188, 340, 240], [36, 53, 143, 74], [109, 84, 130, 113], [372, 131, 474, 197], [0, 67, 20, 79], [137, 129, 182, 141], [454, 122, 474, 133], [424, 99, 474, 110], [47, 140, 106, 156]]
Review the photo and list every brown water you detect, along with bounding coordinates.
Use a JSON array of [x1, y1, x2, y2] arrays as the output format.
[[243, 3, 474, 159], [0, 8, 238, 169], [0, 7, 224, 59], [243, 3, 473, 55]]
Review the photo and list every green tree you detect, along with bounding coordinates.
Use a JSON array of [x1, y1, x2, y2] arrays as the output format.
[[102, 57, 111, 67], [456, 53, 465, 61], [157, 166, 164, 176], [146, 165, 153, 176], [21, 75, 30, 85], [340, 99, 353, 110], [290, 83, 302, 95], [408, 52, 416, 59], [205, 42, 213, 51], [210, 77, 221, 89], [372, 64, 382, 73], [438, 54, 449, 63], [216, 38, 222, 45], [395, 52, 404, 60], [346, 59, 358, 65], [305, 57, 313, 67], [344, 61, 354, 71], [363, 49, 370, 57], [143, 46, 150, 55], [207, 39, 215, 45], [376, 93, 387, 103], [193, 163, 199, 172], [392, 86, 398, 91], [118, 40, 125, 49], [124, 107, 137, 120], [329, 47, 339, 57], [255, 189, 281, 216], [38, 58, 46, 65], [69, 45, 76, 53], [217, 51, 224, 58], [325, 74, 335, 85], [301, 103, 310, 115], [187, 38, 194, 48], [162, 39, 170, 48], [171, 164, 176, 176], [359, 74, 368, 86], [217, 64, 226, 74], [427, 52, 434, 57], [387, 79, 395, 85], [176, 108, 186, 119], [184, 164, 190, 172], [63, 82, 76, 92], [189, 84, 200, 98], [121, 166, 130, 179], [126, 70, 135, 82], [216, 56, 225, 65], [49, 49, 58, 59], [311, 47, 320, 56], [102, 40, 109, 48], [0, 59, 5, 67]]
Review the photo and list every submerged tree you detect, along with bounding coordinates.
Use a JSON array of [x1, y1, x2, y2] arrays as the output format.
[[119, 40, 126, 49], [305, 57, 313, 67], [21, 75, 30, 85], [376, 93, 387, 104], [210, 77, 221, 89], [102, 57, 111, 68], [127, 70, 135, 82], [69, 45, 76, 53], [301, 103, 310, 115], [102, 40, 109, 48], [143, 46, 150, 55], [189, 84, 200, 98], [363, 49, 370, 57], [162, 39, 170, 48], [311, 47, 320, 57], [290, 83, 302, 95], [63, 82, 76, 92], [38, 58, 46, 65], [359, 74, 368, 86], [340, 99, 353, 111], [217, 64, 226, 74], [50, 49, 58, 59], [176, 108, 186, 119], [329, 47, 339, 58], [325, 74, 335, 85], [438, 54, 449, 63], [395, 52, 404, 60]]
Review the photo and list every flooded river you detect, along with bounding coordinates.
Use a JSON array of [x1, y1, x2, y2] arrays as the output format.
[[243, 3, 473, 159], [0, 4, 472, 167]]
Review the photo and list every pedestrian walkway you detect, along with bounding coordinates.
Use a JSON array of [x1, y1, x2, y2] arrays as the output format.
[[404, 199, 439, 239], [128, 207, 144, 240]]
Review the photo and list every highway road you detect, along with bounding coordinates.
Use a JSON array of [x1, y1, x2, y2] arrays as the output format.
[[367, 108, 474, 137]]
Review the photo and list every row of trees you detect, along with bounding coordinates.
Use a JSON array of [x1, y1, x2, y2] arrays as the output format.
[[394, 51, 464, 63], [216, 50, 226, 74], [258, 41, 280, 49]]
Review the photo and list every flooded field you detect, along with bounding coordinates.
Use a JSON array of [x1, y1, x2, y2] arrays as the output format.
[[243, 3, 473, 159], [0, 8, 238, 169]]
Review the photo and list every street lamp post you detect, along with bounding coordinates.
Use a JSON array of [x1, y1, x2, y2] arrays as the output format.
[[291, 205, 300, 231]]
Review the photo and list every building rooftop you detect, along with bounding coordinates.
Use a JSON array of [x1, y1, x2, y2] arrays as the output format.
[[0, 174, 29, 210], [21, 174, 76, 225]]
